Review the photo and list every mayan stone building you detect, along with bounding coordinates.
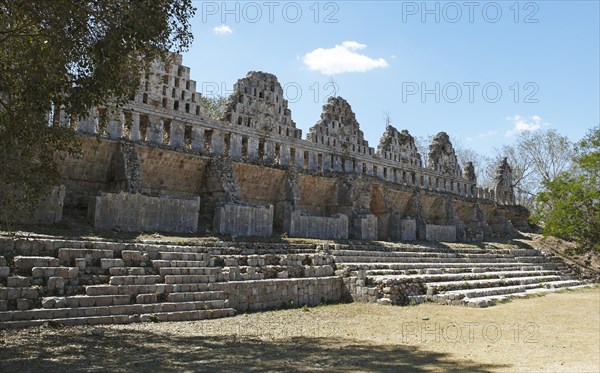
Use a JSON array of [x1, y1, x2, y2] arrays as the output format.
[[47, 53, 526, 241]]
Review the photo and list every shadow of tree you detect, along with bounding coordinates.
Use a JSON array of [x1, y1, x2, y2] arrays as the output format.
[[1, 326, 509, 372]]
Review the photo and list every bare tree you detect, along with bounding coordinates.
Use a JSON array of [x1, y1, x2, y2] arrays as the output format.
[[497, 129, 573, 210]]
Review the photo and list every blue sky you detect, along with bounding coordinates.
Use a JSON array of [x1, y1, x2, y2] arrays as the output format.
[[183, 1, 599, 157]]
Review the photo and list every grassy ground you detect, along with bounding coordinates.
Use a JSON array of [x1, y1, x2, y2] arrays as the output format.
[[1, 287, 598, 372]]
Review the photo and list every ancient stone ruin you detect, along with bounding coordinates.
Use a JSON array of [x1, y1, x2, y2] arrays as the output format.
[[34, 53, 526, 242], [0, 53, 590, 328]]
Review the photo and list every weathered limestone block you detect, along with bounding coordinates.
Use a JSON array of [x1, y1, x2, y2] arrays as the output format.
[[14, 256, 59, 271], [389, 217, 417, 241], [213, 204, 273, 237], [287, 210, 348, 240], [425, 224, 457, 242], [7, 276, 31, 288], [88, 192, 200, 233], [354, 215, 378, 240]]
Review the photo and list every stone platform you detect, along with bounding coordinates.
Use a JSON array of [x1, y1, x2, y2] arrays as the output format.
[[0, 235, 590, 329]]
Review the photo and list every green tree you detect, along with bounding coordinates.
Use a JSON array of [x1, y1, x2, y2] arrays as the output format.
[[533, 126, 600, 252], [0, 1, 195, 222], [201, 95, 227, 121]]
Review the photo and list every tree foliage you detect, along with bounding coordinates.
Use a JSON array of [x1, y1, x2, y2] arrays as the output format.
[[0, 1, 195, 221], [533, 126, 600, 252], [201, 95, 227, 121]]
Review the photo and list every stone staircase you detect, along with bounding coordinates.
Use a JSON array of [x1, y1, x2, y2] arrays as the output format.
[[332, 242, 591, 307], [0, 236, 593, 328], [0, 238, 339, 329]]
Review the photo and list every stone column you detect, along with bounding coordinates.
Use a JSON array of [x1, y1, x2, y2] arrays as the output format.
[[191, 126, 204, 153], [230, 133, 242, 158], [247, 137, 259, 160], [170, 120, 184, 149]]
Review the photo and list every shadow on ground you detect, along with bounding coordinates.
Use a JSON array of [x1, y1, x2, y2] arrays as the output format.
[[0, 326, 509, 372]]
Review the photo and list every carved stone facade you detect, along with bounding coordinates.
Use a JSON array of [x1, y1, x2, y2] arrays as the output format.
[[54, 53, 522, 240]]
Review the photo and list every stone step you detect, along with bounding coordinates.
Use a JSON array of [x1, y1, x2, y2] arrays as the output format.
[[163, 274, 228, 284], [85, 282, 221, 296], [436, 280, 586, 304], [0, 286, 40, 300], [167, 291, 225, 302], [159, 267, 222, 276], [363, 266, 548, 276], [426, 275, 564, 292], [31, 266, 79, 279], [108, 275, 161, 286], [370, 270, 561, 284], [100, 258, 125, 269], [42, 295, 131, 308], [332, 249, 518, 259], [14, 256, 59, 271], [108, 267, 148, 276], [0, 300, 230, 323], [340, 262, 543, 271], [159, 252, 209, 261], [0, 307, 236, 329], [58, 248, 114, 266], [335, 256, 523, 264], [462, 284, 592, 308], [151, 260, 209, 269]]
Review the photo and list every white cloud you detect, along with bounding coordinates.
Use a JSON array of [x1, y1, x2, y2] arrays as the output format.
[[213, 25, 233, 35], [302, 41, 389, 75], [505, 115, 547, 136], [479, 130, 498, 137]]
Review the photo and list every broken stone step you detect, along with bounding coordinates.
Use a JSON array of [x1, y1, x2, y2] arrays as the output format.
[[335, 256, 520, 264], [108, 266, 147, 276], [42, 295, 131, 308], [100, 258, 125, 269], [426, 275, 563, 292], [541, 280, 584, 289], [14, 256, 60, 271], [163, 274, 225, 284], [31, 266, 79, 279], [139, 308, 235, 323], [440, 283, 544, 300], [151, 260, 209, 269], [0, 287, 40, 301], [108, 275, 161, 286], [159, 267, 222, 276], [159, 252, 208, 261], [0, 300, 230, 323], [0, 308, 236, 329], [369, 270, 560, 285], [333, 249, 516, 259], [86, 284, 170, 296], [167, 291, 225, 302], [58, 248, 114, 266], [341, 262, 537, 271]]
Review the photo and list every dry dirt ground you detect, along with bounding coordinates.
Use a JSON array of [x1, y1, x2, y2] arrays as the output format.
[[0, 287, 598, 373]]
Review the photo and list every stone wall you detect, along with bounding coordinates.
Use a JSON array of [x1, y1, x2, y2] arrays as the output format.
[[50, 52, 526, 241], [88, 192, 200, 233], [222, 277, 343, 312], [389, 217, 417, 241], [213, 204, 273, 237], [9, 186, 66, 225], [353, 215, 378, 240], [287, 210, 348, 240], [425, 224, 457, 242]]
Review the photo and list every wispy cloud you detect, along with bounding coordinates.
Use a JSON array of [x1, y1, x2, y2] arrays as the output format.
[[479, 130, 498, 137], [302, 41, 389, 75], [213, 25, 233, 35], [505, 115, 547, 137]]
